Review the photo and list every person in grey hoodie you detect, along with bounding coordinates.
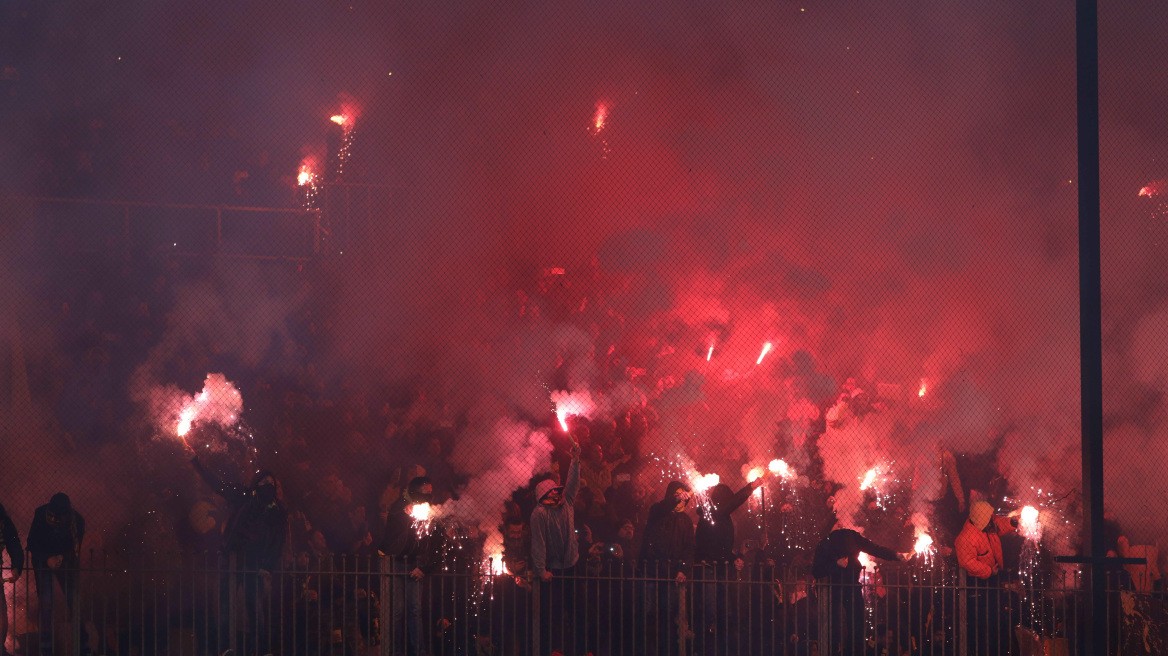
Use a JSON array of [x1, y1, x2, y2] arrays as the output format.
[[530, 441, 582, 655]]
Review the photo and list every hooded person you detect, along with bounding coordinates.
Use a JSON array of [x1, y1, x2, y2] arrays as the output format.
[[695, 479, 764, 567], [641, 481, 697, 579], [954, 501, 1019, 656], [693, 478, 763, 654], [640, 480, 697, 656], [28, 493, 85, 656], [378, 475, 444, 656], [811, 525, 903, 656], [529, 442, 583, 656], [190, 457, 288, 654]]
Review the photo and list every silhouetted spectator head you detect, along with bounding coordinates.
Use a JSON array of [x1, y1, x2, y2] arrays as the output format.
[[405, 476, 433, 504], [47, 493, 73, 525], [250, 470, 278, 505], [617, 518, 635, 542]]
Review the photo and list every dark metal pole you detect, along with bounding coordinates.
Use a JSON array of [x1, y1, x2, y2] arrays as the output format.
[[1076, 0, 1106, 654]]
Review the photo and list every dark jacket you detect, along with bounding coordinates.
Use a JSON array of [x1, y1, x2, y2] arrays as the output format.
[[0, 507, 24, 578], [378, 498, 445, 574], [811, 528, 899, 584], [27, 506, 84, 569], [193, 458, 288, 571], [695, 483, 755, 564], [640, 482, 695, 577]]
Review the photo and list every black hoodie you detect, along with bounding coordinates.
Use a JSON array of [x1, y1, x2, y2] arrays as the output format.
[[811, 528, 899, 584], [695, 482, 755, 564], [192, 458, 288, 570], [639, 481, 695, 576]]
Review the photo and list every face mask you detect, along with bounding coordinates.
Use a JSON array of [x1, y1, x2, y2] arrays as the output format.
[[256, 484, 277, 504]]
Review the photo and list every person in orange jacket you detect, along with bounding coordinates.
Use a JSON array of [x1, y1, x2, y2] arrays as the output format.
[[955, 501, 1019, 655]]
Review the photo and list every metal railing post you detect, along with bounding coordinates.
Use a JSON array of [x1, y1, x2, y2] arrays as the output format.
[[71, 561, 82, 656], [531, 575, 541, 652], [378, 556, 391, 656], [957, 568, 967, 656]]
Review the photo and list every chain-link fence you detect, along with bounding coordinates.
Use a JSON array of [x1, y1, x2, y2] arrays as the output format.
[[1, 0, 1167, 655]]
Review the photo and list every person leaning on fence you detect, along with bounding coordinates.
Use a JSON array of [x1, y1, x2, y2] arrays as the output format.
[[530, 441, 583, 656], [378, 476, 444, 656], [190, 456, 289, 656], [811, 526, 903, 656], [0, 502, 24, 656], [640, 481, 697, 655], [955, 501, 1019, 656], [28, 493, 85, 656]]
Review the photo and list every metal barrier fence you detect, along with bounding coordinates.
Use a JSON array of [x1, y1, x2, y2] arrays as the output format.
[[2, 553, 1161, 656]]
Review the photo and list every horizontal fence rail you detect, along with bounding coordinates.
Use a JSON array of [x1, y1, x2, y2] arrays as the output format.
[[0, 553, 1161, 656]]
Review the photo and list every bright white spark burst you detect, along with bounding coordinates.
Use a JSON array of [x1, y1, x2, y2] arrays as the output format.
[[410, 503, 434, 538], [1019, 505, 1042, 541]]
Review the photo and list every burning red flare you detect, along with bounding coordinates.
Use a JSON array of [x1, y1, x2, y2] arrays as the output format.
[[297, 163, 316, 186], [410, 503, 434, 538], [1019, 505, 1042, 541], [913, 532, 934, 555], [1140, 179, 1165, 197], [860, 467, 878, 490], [593, 102, 608, 133], [918, 379, 927, 398], [707, 344, 714, 361], [330, 114, 348, 126], [769, 459, 794, 479], [756, 342, 773, 366], [692, 473, 720, 493]]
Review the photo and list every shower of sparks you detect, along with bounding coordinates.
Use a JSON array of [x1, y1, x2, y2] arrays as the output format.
[[590, 101, 611, 158], [913, 532, 935, 564], [297, 159, 320, 210], [1019, 505, 1042, 541], [756, 342, 773, 366], [692, 473, 720, 493], [334, 115, 355, 176], [690, 472, 720, 523], [769, 459, 794, 480], [593, 103, 608, 133], [410, 503, 434, 538]]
